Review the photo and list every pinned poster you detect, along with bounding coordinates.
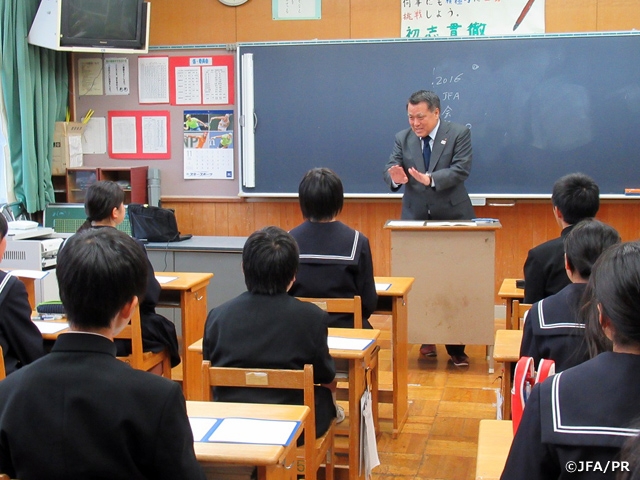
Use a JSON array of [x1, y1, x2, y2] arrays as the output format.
[[169, 56, 234, 106]]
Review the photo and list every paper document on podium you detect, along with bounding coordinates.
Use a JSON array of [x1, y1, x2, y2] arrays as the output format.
[[427, 221, 476, 226], [386, 220, 426, 227]]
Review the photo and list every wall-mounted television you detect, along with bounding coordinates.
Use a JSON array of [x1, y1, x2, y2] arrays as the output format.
[[28, 0, 150, 54], [60, 0, 146, 50]]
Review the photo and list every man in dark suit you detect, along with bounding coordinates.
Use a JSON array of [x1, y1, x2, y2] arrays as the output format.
[[0, 228, 205, 480], [203, 226, 337, 437], [523, 173, 600, 304], [384, 90, 474, 366]]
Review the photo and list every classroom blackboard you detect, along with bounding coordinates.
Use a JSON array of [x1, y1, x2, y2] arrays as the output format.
[[237, 33, 640, 197]]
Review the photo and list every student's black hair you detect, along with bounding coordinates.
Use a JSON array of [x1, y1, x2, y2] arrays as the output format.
[[242, 226, 298, 295], [581, 277, 613, 358], [407, 90, 441, 112], [564, 219, 620, 279], [0, 214, 7, 240], [298, 168, 344, 222], [78, 180, 125, 232], [551, 172, 600, 225], [590, 241, 640, 349], [56, 228, 147, 330], [618, 425, 640, 480]]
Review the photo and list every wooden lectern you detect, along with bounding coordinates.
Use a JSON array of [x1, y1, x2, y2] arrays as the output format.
[[384, 220, 501, 372]]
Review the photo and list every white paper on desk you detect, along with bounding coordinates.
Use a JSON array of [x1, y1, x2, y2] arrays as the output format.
[[155, 275, 178, 284], [32, 321, 69, 334], [5, 269, 48, 279], [206, 418, 300, 446], [375, 283, 391, 291], [190, 417, 221, 442], [328, 337, 374, 351], [386, 220, 426, 227]]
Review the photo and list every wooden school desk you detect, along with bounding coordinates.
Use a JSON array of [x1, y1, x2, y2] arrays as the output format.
[[493, 329, 523, 420], [498, 278, 524, 330], [155, 272, 213, 400], [475, 419, 513, 480], [373, 276, 414, 437], [189, 328, 380, 480], [187, 401, 308, 480]]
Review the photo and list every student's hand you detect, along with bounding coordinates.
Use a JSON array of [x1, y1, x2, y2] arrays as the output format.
[[388, 165, 409, 185], [408, 167, 432, 186]]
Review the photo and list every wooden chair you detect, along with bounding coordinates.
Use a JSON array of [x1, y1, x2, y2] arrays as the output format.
[[512, 300, 533, 330], [0, 346, 5, 381], [115, 308, 171, 378], [201, 361, 335, 480], [296, 295, 363, 328]]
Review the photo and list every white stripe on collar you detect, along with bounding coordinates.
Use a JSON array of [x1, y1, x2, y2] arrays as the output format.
[[538, 299, 585, 330], [299, 231, 359, 261], [551, 372, 640, 437]]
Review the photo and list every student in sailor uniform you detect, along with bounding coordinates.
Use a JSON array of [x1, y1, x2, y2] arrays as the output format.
[[289, 168, 378, 329], [501, 241, 640, 480], [520, 219, 620, 372]]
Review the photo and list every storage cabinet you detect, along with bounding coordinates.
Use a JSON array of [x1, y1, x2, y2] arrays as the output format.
[[66, 166, 148, 204], [51, 174, 67, 203]]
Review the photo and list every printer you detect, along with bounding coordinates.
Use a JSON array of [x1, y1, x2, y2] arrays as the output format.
[[2, 227, 66, 302]]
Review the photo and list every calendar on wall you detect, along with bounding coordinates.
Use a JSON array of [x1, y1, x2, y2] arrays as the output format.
[[182, 109, 234, 180]]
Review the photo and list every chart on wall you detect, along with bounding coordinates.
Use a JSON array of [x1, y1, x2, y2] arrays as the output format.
[[183, 109, 234, 179]]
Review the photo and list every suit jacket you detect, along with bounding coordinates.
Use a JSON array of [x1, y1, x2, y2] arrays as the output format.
[[384, 120, 475, 220], [523, 225, 574, 304], [289, 220, 378, 329], [203, 292, 336, 437], [0, 272, 44, 375], [501, 352, 640, 480], [0, 333, 204, 480]]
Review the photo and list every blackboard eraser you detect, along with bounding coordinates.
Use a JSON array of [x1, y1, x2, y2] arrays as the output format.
[[624, 188, 640, 195]]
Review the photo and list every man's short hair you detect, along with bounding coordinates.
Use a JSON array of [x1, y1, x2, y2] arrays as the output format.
[[551, 173, 600, 225], [564, 219, 620, 279], [298, 168, 344, 222], [407, 90, 441, 112], [242, 226, 298, 295], [57, 228, 148, 329]]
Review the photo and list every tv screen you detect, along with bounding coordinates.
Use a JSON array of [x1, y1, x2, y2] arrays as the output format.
[[60, 0, 146, 50]]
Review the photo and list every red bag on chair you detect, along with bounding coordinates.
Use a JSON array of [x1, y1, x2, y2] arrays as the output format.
[[512, 356, 555, 434]]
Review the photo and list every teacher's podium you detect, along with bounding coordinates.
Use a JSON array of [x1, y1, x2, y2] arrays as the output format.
[[384, 220, 501, 372]]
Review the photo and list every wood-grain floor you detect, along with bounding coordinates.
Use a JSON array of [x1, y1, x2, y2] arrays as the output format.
[[358, 315, 504, 480]]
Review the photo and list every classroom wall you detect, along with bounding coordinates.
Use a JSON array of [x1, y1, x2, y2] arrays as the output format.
[[146, 0, 640, 302]]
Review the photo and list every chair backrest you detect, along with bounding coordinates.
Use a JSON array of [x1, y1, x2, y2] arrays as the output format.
[[512, 300, 533, 330], [296, 295, 363, 328], [115, 307, 170, 377], [0, 345, 6, 381], [201, 361, 318, 453]]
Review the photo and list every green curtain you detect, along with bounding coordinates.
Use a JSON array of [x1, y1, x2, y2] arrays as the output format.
[[0, 0, 68, 213]]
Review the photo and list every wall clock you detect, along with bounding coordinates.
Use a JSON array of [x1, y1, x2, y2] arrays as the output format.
[[219, 0, 249, 6]]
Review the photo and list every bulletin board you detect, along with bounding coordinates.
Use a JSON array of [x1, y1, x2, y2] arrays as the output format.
[[74, 47, 239, 198]]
